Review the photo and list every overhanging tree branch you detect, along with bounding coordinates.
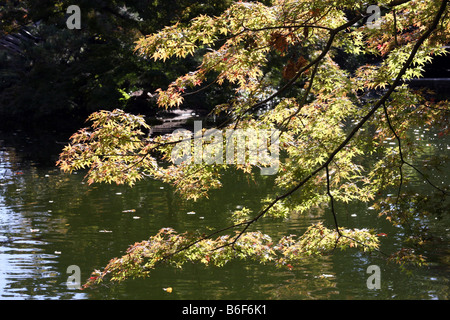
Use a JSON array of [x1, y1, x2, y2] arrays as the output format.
[[235, 13, 365, 123], [173, 0, 449, 256], [234, 0, 418, 123]]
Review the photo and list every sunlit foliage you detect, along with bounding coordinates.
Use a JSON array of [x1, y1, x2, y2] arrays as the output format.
[[57, 0, 449, 288]]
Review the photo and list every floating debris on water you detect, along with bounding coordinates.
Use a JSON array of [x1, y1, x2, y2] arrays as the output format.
[[317, 274, 335, 279]]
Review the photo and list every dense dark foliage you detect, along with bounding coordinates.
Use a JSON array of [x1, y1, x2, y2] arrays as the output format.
[[0, 0, 233, 132]]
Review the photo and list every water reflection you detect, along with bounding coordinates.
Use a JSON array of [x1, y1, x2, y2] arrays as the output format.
[[0, 142, 86, 299], [0, 130, 449, 300]]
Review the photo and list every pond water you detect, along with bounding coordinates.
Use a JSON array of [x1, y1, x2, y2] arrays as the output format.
[[0, 128, 449, 300]]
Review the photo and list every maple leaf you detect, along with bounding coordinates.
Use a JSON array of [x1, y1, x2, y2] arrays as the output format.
[[270, 32, 289, 53], [282, 57, 308, 80]]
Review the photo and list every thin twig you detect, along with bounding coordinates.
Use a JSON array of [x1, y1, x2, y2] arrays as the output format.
[[393, 9, 399, 47], [277, 61, 320, 132], [326, 165, 341, 235], [383, 103, 405, 206], [384, 103, 449, 196]]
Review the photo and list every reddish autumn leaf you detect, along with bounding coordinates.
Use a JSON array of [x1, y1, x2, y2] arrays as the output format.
[[282, 57, 308, 80], [310, 8, 321, 17], [270, 32, 289, 53]]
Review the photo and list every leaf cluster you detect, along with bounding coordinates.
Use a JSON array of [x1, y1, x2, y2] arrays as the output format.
[[82, 223, 380, 289]]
